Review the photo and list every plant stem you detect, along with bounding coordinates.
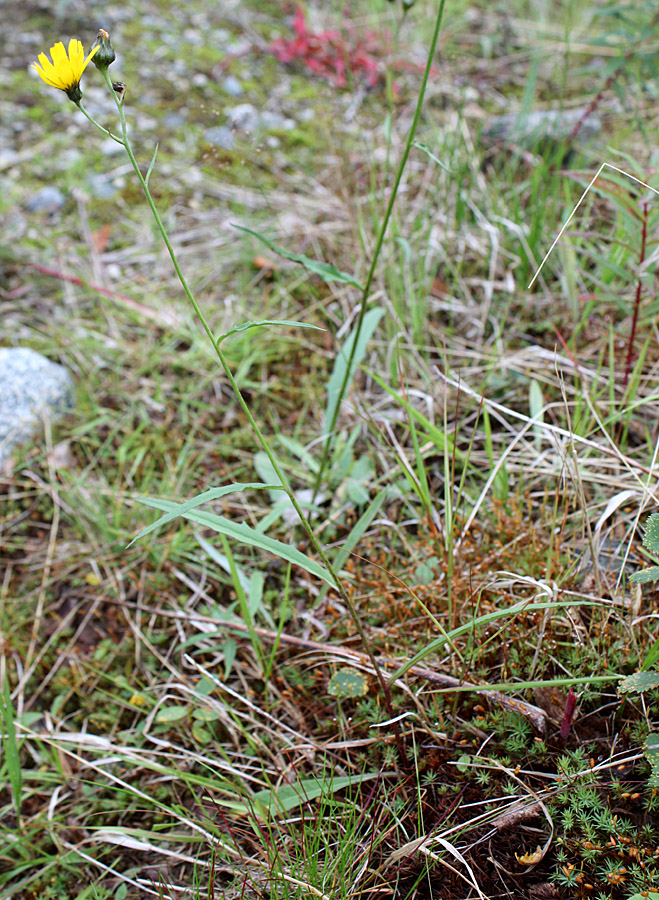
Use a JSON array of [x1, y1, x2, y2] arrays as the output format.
[[312, 0, 448, 499], [93, 69, 403, 748], [623, 200, 647, 389]]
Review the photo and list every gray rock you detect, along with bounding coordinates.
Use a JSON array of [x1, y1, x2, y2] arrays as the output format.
[[99, 137, 126, 157], [0, 148, 19, 169], [226, 103, 259, 132], [203, 126, 235, 150], [222, 75, 244, 97], [261, 111, 296, 131], [87, 173, 118, 199], [226, 103, 296, 134], [26, 186, 66, 213], [164, 113, 186, 130], [483, 108, 601, 146], [0, 348, 75, 465]]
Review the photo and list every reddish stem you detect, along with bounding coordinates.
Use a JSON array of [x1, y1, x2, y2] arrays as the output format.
[[559, 687, 577, 743], [568, 7, 659, 145], [623, 200, 648, 389]]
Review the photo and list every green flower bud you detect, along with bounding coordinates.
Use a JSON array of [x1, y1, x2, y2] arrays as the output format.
[[91, 29, 116, 70]]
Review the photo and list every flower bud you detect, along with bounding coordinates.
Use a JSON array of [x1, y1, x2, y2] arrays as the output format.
[[91, 29, 115, 70]]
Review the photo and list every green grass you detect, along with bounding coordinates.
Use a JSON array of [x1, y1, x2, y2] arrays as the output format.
[[3, 0, 659, 898]]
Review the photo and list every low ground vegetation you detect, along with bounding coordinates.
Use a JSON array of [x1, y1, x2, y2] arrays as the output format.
[[2, 1, 659, 898]]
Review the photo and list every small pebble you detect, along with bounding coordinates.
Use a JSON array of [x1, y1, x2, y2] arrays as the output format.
[[222, 75, 244, 97], [87, 173, 117, 199], [26, 186, 65, 213], [203, 126, 235, 149]]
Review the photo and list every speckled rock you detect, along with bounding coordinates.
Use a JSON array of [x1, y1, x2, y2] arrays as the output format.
[[0, 348, 74, 465]]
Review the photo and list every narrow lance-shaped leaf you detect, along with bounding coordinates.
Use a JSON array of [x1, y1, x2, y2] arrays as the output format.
[[216, 319, 323, 345], [235, 225, 363, 290], [134, 496, 336, 588], [324, 307, 385, 440], [128, 483, 282, 547], [250, 772, 379, 818]]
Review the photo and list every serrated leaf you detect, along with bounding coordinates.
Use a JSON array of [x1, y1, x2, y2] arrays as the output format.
[[630, 566, 659, 584], [642, 513, 659, 552], [618, 671, 659, 694], [235, 225, 363, 289], [155, 706, 189, 724], [327, 668, 369, 699]]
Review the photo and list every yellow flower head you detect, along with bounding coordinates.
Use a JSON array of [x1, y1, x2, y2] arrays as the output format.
[[32, 39, 99, 104]]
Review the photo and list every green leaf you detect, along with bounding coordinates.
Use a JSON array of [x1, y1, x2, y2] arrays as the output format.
[[456, 754, 471, 773], [644, 733, 659, 787], [414, 561, 436, 584], [235, 225, 363, 289], [642, 513, 659, 553], [618, 671, 659, 694], [128, 482, 281, 548], [155, 706, 189, 724], [0, 679, 21, 824], [251, 772, 378, 818], [192, 707, 220, 723], [413, 141, 454, 173], [388, 599, 606, 682], [329, 490, 386, 577], [324, 307, 385, 439], [191, 724, 212, 746], [216, 319, 323, 345], [134, 497, 336, 588], [144, 142, 159, 188], [327, 668, 369, 698], [630, 566, 659, 584], [642, 633, 659, 671], [366, 368, 460, 458]]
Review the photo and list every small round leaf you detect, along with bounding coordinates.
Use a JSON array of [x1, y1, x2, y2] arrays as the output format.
[[327, 668, 369, 699]]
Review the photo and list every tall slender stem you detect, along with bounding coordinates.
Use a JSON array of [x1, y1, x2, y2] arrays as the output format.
[[623, 200, 647, 390], [312, 0, 448, 499], [93, 69, 401, 743]]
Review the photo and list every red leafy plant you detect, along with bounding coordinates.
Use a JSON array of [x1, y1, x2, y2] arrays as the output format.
[[268, 5, 383, 88]]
